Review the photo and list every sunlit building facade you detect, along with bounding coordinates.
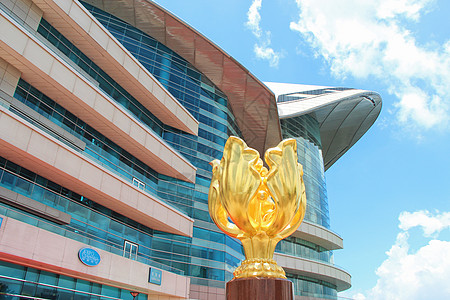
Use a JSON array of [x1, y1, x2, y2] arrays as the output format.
[[0, 0, 381, 299]]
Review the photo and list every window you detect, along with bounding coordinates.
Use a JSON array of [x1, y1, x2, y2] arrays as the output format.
[[123, 241, 138, 260], [132, 178, 145, 190]]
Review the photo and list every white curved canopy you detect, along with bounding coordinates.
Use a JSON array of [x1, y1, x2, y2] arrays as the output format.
[[265, 82, 382, 170]]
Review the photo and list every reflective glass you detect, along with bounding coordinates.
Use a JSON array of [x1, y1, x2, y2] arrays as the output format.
[[286, 272, 337, 299], [281, 115, 330, 228], [279, 112, 337, 298], [0, 261, 135, 300]]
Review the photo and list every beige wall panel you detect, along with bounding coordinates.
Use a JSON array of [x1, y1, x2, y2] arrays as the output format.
[[0, 216, 190, 298]]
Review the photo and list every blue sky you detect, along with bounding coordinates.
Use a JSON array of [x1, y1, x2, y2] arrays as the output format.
[[154, 0, 450, 299]]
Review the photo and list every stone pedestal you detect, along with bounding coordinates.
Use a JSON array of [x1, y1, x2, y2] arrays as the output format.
[[226, 277, 293, 300]]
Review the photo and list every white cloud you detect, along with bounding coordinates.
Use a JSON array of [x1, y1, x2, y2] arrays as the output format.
[[376, 0, 435, 20], [399, 210, 450, 236], [254, 39, 281, 68], [350, 210, 450, 300], [290, 0, 450, 131], [246, 0, 282, 67], [246, 0, 263, 38]]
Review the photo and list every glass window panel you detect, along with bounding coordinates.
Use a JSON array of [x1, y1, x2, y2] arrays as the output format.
[[58, 275, 75, 289], [41, 189, 58, 207], [22, 282, 37, 296], [72, 291, 90, 300], [0, 278, 23, 295], [75, 279, 91, 293], [24, 268, 39, 282], [89, 213, 110, 230], [36, 285, 57, 299], [38, 271, 57, 285], [91, 282, 102, 295], [56, 289, 75, 300], [108, 220, 123, 236], [0, 171, 15, 189], [152, 238, 171, 252], [101, 285, 119, 297], [0, 261, 25, 278], [209, 231, 224, 244]]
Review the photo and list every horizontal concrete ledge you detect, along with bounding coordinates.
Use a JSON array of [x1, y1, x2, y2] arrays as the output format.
[[293, 221, 343, 251], [275, 252, 351, 292], [0, 90, 86, 151], [0, 107, 194, 237], [0, 186, 71, 225], [0, 216, 190, 298], [0, 10, 196, 183], [33, 0, 198, 136]]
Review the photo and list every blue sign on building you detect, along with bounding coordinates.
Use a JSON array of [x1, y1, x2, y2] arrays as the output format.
[[0, 217, 3, 229], [149, 267, 162, 285], [78, 248, 101, 266]]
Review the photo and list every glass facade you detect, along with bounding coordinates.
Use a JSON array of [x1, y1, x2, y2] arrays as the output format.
[[0, 156, 188, 274], [287, 273, 337, 299], [281, 115, 329, 228], [13, 79, 161, 200], [280, 114, 337, 297], [66, 3, 244, 285], [0, 2, 244, 294], [276, 236, 332, 264], [40, 7, 244, 284], [0, 261, 146, 300]]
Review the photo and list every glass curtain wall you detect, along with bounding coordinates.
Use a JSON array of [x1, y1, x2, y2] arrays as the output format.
[[0, 261, 147, 300], [80, 2, 245, 285], [0, 2, 245, 291], [280, 114, 337, 298], [280, 114, 329, 228]]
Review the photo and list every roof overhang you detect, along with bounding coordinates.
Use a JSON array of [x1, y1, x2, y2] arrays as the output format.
[[82, 0, 282, 154], [267, 82, 382, 170]]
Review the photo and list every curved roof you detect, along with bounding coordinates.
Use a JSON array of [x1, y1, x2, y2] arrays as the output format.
[[265, 82, 382, 170], [83, 0, 282, 155]]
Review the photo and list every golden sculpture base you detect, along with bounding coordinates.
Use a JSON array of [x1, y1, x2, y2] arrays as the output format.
[[226, 277, 293, 300], [233, 258, 286, 279]]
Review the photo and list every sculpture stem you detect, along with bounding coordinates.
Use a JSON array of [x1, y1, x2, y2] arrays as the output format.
[[234, 233, 285, 278]]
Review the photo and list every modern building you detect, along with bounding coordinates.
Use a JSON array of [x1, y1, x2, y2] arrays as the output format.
[[0, 0, 381, 299], [267, 82, 381, 299]]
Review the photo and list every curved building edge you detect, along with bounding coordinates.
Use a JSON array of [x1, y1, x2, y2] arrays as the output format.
[[294, 221, 343, 251], [274, 252, 351, 292], [82, 0, 282, 155]]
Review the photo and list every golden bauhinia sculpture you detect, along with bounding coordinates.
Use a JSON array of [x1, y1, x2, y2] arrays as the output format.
[[208, 136, 307, 279]]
